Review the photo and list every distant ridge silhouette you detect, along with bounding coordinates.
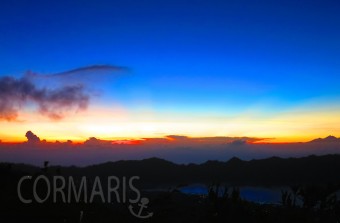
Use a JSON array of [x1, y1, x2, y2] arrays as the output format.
[[309, 135, 340, 143], [2, 154, 340, 186]]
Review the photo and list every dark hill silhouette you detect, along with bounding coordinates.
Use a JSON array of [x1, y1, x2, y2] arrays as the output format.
[[2, 154, 340, 186], [310, 135, 340, 143], [226, 156, 243, 165]]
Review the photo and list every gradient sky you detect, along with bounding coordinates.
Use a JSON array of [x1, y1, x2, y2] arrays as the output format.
[[1, 0, 340, 142]]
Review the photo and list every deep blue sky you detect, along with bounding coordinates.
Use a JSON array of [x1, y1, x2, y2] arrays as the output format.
[[1, 0, 340, 120]]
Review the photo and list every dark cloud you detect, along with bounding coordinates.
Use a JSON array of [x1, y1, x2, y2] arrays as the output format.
[[36, 84, 88, 120], [166, 135, 189, 140], [0, 64, 128, 120], [0, 76, 89, 121], [229, 139, 247, 146], [84, 137, 112, 146], [25, 131, 40, 143]]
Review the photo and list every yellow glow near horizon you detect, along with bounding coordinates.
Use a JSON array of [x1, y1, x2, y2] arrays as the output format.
[[1, 104, 340, 143]]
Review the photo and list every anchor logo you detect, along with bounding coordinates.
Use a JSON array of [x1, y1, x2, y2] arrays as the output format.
[[128, 197, 153, 219]]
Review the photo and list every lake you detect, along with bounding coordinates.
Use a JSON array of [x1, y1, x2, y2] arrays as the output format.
[[179, 184, 285, 204]]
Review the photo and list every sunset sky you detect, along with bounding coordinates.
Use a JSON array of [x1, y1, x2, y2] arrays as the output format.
[[1, 0, 340, 143]]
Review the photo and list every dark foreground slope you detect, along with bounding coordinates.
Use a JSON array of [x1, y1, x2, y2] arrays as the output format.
[[0, 154, 340, 223]]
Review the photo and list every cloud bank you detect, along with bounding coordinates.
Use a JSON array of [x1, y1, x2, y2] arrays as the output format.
[[0, 133, 340, 166]]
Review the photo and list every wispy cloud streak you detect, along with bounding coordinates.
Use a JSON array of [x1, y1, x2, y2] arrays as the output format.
[[26, 65, 128, 78]]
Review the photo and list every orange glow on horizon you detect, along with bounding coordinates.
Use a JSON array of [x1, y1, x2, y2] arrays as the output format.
[[1, 102, 340, 144]]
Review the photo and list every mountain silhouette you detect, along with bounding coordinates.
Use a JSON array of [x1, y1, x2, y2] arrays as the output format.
[[310, 135, 340, 143], [2, 154, 340, 186]]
